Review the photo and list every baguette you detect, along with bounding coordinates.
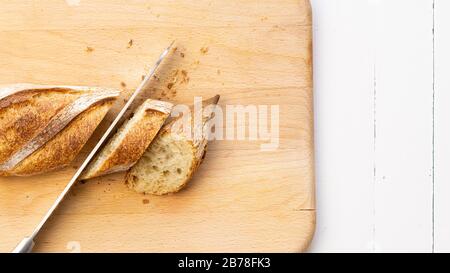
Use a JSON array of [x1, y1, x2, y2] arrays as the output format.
[[81, 99, 173, 180], [126, 95, 220, 195], [0, 84, 120, 176]]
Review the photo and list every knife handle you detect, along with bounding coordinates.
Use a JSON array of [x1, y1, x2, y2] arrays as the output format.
[[12, 237, 35, 253]]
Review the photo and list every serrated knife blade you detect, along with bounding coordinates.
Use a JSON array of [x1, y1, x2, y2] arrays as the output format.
[[12, 41, 174, 253]]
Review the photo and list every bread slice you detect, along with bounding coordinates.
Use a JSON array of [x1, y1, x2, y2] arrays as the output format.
[[81, 99, 173, 180], [126, 95, 220, 195], [0, 84, 120, 176]]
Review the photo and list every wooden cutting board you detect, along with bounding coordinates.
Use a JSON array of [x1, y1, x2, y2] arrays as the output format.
[[0, 0, 314, 252]]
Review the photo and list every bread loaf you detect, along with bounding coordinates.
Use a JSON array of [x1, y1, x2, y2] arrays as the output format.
[[0, 84, 120, 176], [81, 99, 173, 180], [126, 95, 220, 195]]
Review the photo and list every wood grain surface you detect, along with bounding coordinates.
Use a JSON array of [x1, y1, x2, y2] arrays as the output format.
[[0, 0, 314, 252]]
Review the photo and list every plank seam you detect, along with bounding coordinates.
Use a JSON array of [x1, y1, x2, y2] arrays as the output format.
[[372, 56, 377, 253], [432, 0, 436, 253]]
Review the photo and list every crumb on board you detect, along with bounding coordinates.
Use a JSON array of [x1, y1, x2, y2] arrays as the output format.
[[127, 39, 133, 48], [151, 68, 191, 99], [172, 47, 178, 53], [171, 68, 179, 77], [142, 199, 150, 204], [120, 82, 127, 88], [180, 52, 185, 58], [141, 75, 146, 80], [85, 46, 94, 53], [180, 70, 189, 84], [170, 69, 189, 88], [200, 47, 209, 54]]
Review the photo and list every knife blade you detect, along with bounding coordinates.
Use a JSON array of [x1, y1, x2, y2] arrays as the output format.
[[12, 41, 174, 253]]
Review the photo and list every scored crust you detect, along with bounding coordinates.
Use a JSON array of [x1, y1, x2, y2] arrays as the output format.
[[81, 99, 173, 180], [0, 86, 85, 163], [0, 84, 120, 176]]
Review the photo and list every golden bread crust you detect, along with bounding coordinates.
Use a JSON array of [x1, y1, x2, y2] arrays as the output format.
[[95, 111, 169, 174], [0, 84, 120, 176], [6, 101, 114, 176], [81, 99, 173, 179], [0, 89, 81, 163]]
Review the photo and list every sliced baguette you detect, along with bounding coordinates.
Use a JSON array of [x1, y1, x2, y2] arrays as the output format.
[[0, 84, 120, 176], [81, 99, 173, 180], [126, 95, 220, 195], [0, 84, 85, 164]]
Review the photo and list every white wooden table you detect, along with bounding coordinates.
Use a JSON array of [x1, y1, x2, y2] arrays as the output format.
[[309, 0, 450, 252]]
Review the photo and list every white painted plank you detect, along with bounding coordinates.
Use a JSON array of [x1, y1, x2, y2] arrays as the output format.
[[434, 0, 450, 253], [372, 0, 433, 252], [309, 0, 435, 252], [308, 0, 375, 252]]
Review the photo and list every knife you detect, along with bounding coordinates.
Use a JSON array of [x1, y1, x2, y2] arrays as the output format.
[[12, 41, 174, 253]]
